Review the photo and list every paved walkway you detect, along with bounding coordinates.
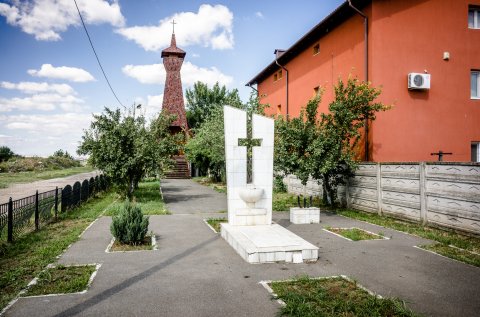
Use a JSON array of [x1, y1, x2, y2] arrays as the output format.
[[161, 179, 227, 214], [0, 171, 100, 204], [4, 179, 480, 317]]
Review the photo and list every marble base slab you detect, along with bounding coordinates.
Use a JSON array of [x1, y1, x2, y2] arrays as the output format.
[[220, 223, 318, 264]]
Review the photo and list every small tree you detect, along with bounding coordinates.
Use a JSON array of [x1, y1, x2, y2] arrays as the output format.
[[186, 81, 243, 130], [311, 77, 390, 205], [274, 93, 322, 190], [78, 107, 178, 197], [0, 146, 15, 162], [52, 149, 75, 160], [275, 76, 390, 206]]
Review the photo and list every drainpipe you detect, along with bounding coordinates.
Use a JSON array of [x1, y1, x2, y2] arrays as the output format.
[[348, 0, 369, 161], [275, 51, 289, 119]]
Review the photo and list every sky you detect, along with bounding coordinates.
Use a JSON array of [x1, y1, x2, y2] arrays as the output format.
[[0, 0, 344, 157]]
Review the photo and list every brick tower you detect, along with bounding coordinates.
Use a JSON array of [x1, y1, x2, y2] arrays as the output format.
[[161, 26, 190, 179], [161, 30, 188, 133]]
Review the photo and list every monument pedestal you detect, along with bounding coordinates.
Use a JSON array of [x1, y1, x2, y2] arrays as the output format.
[[221, 223, 318, 264], [290, 207, 320, 224]]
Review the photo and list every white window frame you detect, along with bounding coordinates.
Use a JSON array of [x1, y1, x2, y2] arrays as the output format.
[[469, 6, 480, 29], [471, 70, 480, 99], [472, 142, 480, 162]]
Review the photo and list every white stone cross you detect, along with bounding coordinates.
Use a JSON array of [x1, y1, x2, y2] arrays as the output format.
[[224, 106, 274, 226], [237, 113, 262, 184]]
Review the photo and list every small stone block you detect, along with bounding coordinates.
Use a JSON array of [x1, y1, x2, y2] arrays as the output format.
[[290, 207, 320, 224]]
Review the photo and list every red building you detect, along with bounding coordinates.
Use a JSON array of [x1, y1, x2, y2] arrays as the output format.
[[247, 0, 480, 162]]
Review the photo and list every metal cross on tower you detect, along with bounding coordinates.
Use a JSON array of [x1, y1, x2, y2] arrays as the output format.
[[238, 113, 262, 184], [171, 20, 176, 33]]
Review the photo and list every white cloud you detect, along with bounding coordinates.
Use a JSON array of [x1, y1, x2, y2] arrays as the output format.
[[122, 61, 233, 87], [122, 64, 165, 85], [0, 93, 84, 112], [0, 0, 125, 41], [28, 64, 95, 82], [116, 4, 234, 51], [145, 94, 163, 119], [255, 11, 264, 19], [1, 81, 74, 95], [0, 112, 93, 156]]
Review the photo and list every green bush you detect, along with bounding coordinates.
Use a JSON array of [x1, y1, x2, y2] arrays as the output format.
[[110, 200, 149, 245], [0, 155, 80, 173], [273, 175, 287, 193]]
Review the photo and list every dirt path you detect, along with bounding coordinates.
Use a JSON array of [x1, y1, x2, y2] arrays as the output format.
[[0, 171, 100, 204]]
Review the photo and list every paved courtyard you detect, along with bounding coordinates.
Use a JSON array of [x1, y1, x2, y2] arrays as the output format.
[[4, 179, 480, 317]]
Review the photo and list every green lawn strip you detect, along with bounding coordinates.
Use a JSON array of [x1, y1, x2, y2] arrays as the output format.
[[337, 209, 480, 266], [420, 243, 480, 267], [110, 235, 153, 252], [206, 218, 227, 233], [0, 166, 96, 188], [192, 177, 226, 193], [104, 181, 169, 216], [270, 276, 420, 317], [327, 227, 382, 241], [23, 265, 96, 296], [0, 191, 117, 311]]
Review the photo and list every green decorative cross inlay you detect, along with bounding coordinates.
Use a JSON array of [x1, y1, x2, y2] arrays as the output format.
[[238, 114, 262, 184]]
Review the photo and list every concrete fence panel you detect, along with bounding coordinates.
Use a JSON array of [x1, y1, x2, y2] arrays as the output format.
[[284, 162, 480, 235]]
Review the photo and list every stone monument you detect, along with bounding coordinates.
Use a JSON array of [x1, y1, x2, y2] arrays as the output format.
[[220, 106, 318, 264]]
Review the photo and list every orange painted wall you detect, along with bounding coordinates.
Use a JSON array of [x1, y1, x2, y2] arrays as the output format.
[[258, 0, 480, 162], [259, 10, 367, 118], [370, 0, 480, 162]]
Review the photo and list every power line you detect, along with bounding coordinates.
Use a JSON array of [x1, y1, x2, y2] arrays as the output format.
[[72, 0, 125, 109]]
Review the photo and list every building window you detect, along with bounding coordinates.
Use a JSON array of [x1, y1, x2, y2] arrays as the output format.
[[472, 70, 480, 98], [313, 86, 320, 96], [273, 73, 278, 81], [472, 142, 480, 162], [313, 43, 320, 55], [278, 70, 283, 79], [469, 6, 480, 29], [277, 104, 282, 114]]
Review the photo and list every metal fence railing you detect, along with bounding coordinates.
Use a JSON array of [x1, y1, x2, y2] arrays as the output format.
[[0, 174, 109, 243]]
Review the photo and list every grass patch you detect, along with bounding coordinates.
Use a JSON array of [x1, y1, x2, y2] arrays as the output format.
[[109, 235, 153, 252], [272, 193, 322, 212], [327, 227, 383, 241], [192, 177, 226, 193], [104, 181, 169, 216], [0, 166, 95, 188], [24, 265, 96, 296], [206, 218, 227, 233], [420, 243, 480, 267], [273, 192, 299, 211], [337, 209, 480, 266], [0, 190, 118, 311], [270, 276, 420, 317]]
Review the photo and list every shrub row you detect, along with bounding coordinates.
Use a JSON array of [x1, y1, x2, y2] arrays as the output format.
[[0, 156, 81, 173]]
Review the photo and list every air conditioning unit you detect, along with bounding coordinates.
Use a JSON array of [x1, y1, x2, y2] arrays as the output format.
[[408, 73, 431, 90]]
